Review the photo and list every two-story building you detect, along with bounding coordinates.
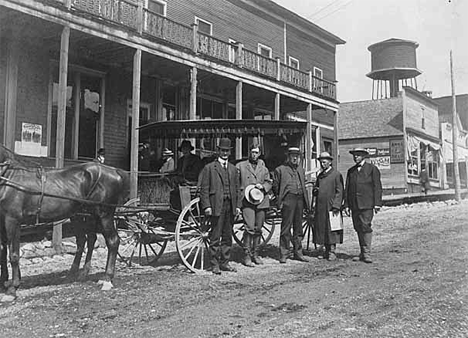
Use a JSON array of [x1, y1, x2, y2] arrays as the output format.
[[1, 0, 345, 196]]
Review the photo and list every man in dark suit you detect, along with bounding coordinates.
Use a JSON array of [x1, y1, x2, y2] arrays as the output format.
[[199, 138, 241, 275], [176, 140, 203, 185], [273, 147, 310, 263], [344, 148, 382, 263]]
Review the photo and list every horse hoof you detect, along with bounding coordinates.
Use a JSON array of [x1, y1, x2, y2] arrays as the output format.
[[1, 294, 16, 302], [100, 280, 113, 291]]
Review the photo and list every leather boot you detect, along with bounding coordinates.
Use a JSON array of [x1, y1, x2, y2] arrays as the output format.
[[252, 235, 264, 265], [327, 244, 337, 261], [362, 232, 373, 263], [243, 234, 254, 267], [353, 232, 364, 261]]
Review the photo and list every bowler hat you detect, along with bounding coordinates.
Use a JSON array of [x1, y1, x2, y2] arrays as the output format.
[[318, 151, 333, 160], [217, 138, 232, 150], [244, 184, 265, 205], [178, 140, 194, 151], [349, 147, 369, 156], [288, 147, 301, 155]]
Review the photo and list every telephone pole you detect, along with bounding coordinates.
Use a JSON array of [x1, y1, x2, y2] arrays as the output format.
[[450, 50, 461, 201]]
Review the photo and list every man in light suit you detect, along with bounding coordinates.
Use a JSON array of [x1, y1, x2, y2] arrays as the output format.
[[236, 144, 272, 267], [199, 138, 241, 275], [273, 147, 310, 263], [344, 148, 382, 263]]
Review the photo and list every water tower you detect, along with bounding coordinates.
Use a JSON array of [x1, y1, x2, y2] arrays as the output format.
[[367, 38, 421, 99]]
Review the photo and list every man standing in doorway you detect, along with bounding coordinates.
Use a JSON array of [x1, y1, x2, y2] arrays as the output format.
[[236, 144, 272, 267], [200, 138, 241, 275], [344, 148, 382, 263], [273, 147, 310, 263]]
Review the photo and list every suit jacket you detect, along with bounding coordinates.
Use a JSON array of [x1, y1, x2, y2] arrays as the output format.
[[176, 153, 203, 182], [272, 162, 310, 208], [344, 161, 382, 210], [199, 159, 240, 217], [236, 159, 272, 209]]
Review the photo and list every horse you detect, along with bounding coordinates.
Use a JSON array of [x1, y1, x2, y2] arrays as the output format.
[[0, 145, 129, 302]]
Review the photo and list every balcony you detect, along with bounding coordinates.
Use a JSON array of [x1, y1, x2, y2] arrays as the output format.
[[32, 0, 337, 100]]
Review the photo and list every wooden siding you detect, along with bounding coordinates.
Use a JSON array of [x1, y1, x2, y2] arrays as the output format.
[[0, 40, 6, 142], [404, 90, 439, 138], [338, 138, 407, 191]]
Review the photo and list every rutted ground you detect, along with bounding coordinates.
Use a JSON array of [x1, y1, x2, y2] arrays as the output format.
[[0, 200, 467, 338]]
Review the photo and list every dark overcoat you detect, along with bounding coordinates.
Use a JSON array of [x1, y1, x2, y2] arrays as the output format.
[[199, 160, 240, 217], [236, 159, 272, 209], [344, 162, 382, 210], [313, 167, 344, 245]]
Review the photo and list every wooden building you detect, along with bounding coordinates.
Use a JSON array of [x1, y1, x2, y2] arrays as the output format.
[[0, 0, 345, 197], [338, 87, 442, 194]]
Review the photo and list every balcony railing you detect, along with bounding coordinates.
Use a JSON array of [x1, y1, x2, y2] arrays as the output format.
[[60, 0, 337, 99]]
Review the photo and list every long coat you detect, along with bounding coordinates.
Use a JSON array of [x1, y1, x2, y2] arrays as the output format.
[[199, 160, 240, 217], [313, 167, 344, 245], [344, 162, 382, 210], [176, 153, 203, 182], [272, 163, 310, 208], [236, 159, 272, 210]]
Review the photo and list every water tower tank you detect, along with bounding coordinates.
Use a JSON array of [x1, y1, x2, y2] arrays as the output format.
[[366, 38, 422, 99]]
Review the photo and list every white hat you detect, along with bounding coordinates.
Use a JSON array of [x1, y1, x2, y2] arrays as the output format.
[[244, 184, 265, 205], [162, 148, 173, 156]]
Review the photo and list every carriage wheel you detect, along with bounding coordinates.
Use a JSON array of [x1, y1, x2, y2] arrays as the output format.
[[232, 208, 278, 247], [175, 197, 211, 273], [117, 198, 168, 267], [302, 210, 315, 251]]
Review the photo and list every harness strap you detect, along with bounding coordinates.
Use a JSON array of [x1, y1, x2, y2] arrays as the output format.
[[35, 167, 47, 225]]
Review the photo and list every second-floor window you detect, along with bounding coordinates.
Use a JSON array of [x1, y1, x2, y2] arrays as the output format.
[[146, 0, 166, 15], [258, 43, 272, 58], [313, 67, 323, 93], [195, 17, 212, 35], [289, 56, 299, 69], [229, 38, 237, 63]]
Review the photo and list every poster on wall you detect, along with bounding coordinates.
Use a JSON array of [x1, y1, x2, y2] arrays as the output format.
[[15, 123, 44, 157], [390, 139, 405, 163], [365, 147, 391, 170]]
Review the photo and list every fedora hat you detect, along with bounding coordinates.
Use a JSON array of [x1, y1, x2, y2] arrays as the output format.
[[178, 140, 194, 151], [217, 138, 232, 150], [288, 147, 301, 155], [349, 147, 369, 156], [318, 151, 333, 160], [162, 148, 173, 156], [244, 184, 265, 205]]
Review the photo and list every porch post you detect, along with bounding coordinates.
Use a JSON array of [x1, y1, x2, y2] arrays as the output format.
[[333, 109, 339, 168], [72, 72, 80, 159], [189, 67, 197, 120], [236, 81, 243, 159], [305, 103, 313, 174], [53, 25, 70, 253], [3, 39, 18, 150], [130, 49, 142, 199], [274, 93, 280, 120], [99, 77, 106, 149]]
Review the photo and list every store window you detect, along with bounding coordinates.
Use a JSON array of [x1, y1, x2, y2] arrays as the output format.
[[427, 149, 439, 179]]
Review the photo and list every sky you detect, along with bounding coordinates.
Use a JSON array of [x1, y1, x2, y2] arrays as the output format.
[[273, 0, 468, 103]]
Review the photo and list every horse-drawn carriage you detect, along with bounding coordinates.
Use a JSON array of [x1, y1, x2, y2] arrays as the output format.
[[0, 119, 315, 301], [117, 119, 314, 273]]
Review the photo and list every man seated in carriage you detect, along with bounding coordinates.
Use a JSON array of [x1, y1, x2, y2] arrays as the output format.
[[174, 140, 203, 186]]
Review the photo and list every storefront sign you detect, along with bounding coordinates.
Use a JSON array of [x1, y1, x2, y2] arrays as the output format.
[[369, 156, 391, 170], [390, 139, 405, 163], [16, 123, 43, 157]]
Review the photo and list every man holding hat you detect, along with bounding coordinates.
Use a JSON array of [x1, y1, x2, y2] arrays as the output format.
[[344, 148, 382, 263], [200, 138, 241, 274], [313, 152, 344, 261], [176, 140, 203, 185], [272, 146, 310, 263], [236, 144, 273, 267]]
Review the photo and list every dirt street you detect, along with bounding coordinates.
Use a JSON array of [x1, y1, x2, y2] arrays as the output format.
[[0, 200, 467, 338]]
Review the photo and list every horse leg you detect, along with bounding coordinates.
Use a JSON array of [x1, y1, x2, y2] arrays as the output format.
[[2, 216, 20, 302], [0, 215, 9, 291], [81, 232, 97, 277], [69, 229, 86, 279], [99, 214, 120, 291]]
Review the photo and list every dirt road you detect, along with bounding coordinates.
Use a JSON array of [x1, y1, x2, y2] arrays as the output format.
[[1, 200, 467, 338]]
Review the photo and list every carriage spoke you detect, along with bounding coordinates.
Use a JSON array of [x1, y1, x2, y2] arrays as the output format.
[[179, 235, 201, 250]]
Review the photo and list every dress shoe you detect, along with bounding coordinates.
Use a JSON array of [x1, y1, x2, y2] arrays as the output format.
[[293, 254, 310, 262], [362, 256, 372, 263], [352, 254, 363, 262], [252, 255, 264, 265], [279, 256, 287, 264], [212, 266, 221, 275], [220, 264, 237, 272], [327, 252, 337, 261]]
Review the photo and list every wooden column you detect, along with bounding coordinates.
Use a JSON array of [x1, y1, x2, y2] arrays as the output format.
[[53, 25, 70, 253], [99, 77, 106, 149], [3, 39, 18, 150], [236, 81, 243, 159], [130, 49, 142, 199], [274, 93, 280, 120], [72, 72, 80, 159], [333, 109, 339, 168], [189, 67, 197, 120], [305, 103, 313, 173]]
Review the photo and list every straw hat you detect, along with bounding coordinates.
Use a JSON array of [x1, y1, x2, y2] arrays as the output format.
[[349, 147, 369, 156], [244, 184, 265, 205], [287, 147, 301, 155], [318, 151, 333, 160], [162, 148, 173, 157]]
